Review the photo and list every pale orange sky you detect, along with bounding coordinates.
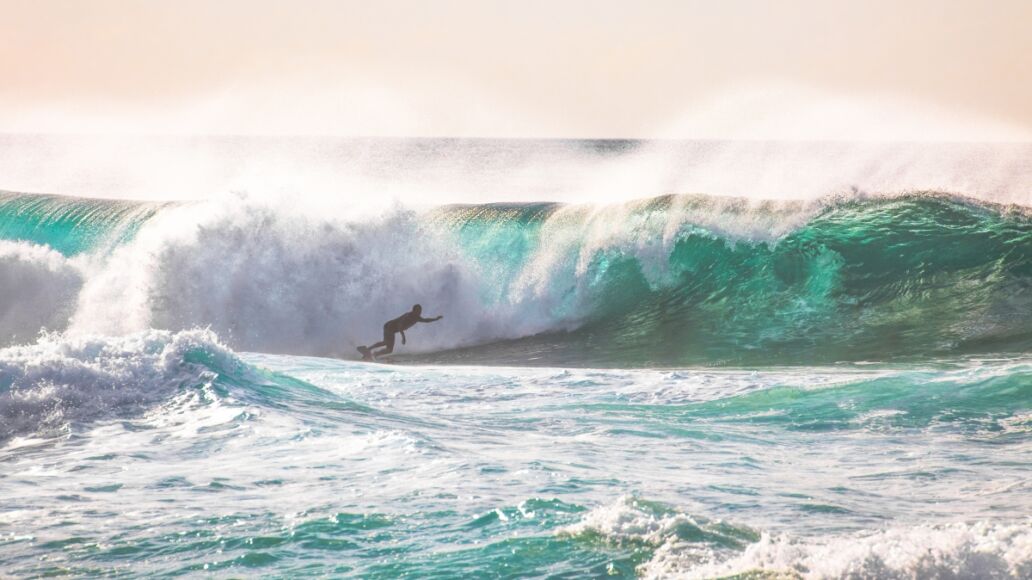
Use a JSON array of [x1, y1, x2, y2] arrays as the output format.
[[1, 0, 1030, 138]]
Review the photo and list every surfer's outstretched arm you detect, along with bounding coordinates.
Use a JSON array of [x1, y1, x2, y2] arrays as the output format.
[[418, 315, 443, 323]]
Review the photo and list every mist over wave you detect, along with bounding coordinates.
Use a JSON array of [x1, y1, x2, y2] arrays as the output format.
[[0, 136, 1030, 205]]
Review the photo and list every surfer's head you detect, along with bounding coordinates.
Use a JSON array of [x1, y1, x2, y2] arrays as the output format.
[[412, 304, 422, 314]]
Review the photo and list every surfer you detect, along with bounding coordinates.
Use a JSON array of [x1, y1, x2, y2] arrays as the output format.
[[357, 304, 443, 360]]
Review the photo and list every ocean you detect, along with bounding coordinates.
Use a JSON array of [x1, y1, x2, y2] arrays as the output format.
[[0, 138, 1030, 578]]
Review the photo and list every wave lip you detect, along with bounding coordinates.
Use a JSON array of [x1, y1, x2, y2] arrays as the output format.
[[0, 329, 240, 444]]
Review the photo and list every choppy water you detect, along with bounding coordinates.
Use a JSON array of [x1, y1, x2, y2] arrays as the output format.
[[1, 331, 1030, 577], [1, 139, 1031, 577]]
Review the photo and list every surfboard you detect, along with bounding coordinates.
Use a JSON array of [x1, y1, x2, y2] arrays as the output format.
[[356, 346, 398, 363]]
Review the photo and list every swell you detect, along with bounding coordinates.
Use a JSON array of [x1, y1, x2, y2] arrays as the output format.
[[571, 360, 1032, 435], [1, 191, 1032, 365]]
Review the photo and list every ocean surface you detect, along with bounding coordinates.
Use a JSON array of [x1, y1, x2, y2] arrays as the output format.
[[1, 139, 1031, 578]]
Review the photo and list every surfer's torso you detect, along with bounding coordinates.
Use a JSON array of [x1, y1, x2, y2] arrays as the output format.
[[386, 311, 420, 333]]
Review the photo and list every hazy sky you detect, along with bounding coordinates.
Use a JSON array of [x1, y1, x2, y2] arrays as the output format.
[[1, 0, 1030, 138]]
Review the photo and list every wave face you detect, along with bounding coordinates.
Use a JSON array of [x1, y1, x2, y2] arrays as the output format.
[[432, 194, 1032, 365], [1, 191, 1031, 365]]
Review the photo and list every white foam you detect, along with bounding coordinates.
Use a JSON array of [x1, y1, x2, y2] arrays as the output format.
[[559, 495, 744, 573], [0, 329, 236, 443], [681, 522, 1032, 580], [562, 496, 1032, 579], [68, 195, 524, 355], [563, 497, 719, 547], [0, 241, 84, 345]]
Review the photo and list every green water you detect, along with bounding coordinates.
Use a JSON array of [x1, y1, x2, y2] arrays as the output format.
[[426, 195, 1032, 366], [0, 191, 167, 255]]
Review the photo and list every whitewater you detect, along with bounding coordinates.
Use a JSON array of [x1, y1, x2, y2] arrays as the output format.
[[1, 139, 1031, 578]]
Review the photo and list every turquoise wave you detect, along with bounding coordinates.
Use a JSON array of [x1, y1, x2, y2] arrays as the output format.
[[429, 194, 1032, 365], [0, 191, 166, 255]]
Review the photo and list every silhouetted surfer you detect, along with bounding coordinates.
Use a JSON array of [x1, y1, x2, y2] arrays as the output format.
[[357, 304, 443, 361]]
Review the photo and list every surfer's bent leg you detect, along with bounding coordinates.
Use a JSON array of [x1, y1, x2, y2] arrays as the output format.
[[373, 323, 396, 356], [368, 323, 393, 351], [374, 333, 395, 356]]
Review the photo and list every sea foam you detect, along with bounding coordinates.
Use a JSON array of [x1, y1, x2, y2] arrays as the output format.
[[0, 240, 84, 345], [562, 496, 1032, 579], [0, 329, 236, 443]]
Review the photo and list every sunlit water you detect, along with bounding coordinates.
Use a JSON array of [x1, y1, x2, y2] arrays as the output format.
[[1, 139, 1031, 578], [2, 336, 1029, 577]]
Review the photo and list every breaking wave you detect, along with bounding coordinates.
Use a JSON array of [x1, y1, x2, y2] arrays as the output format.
[[1, 190, 1032, 365]]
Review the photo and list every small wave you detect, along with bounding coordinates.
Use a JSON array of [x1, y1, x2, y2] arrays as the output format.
[[683, 522, 1032, 579], [0, 329, 242, 444], [666, 361, 1032, 433], [558, 495, 759, 573], [561, 496, 1032, 579]]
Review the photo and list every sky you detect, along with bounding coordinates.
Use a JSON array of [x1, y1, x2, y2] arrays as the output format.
[[1, 0, 1030, 139]]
